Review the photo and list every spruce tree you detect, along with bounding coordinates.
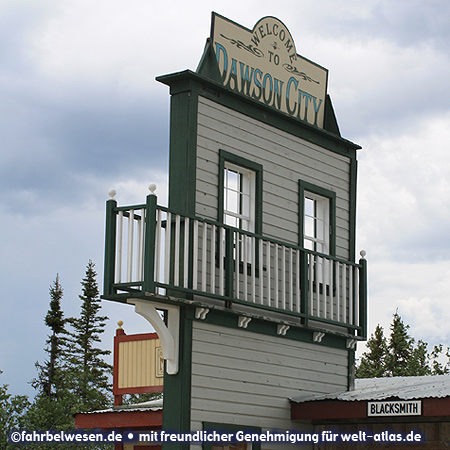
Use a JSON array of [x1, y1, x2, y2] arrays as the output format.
[[356, 312, 450, 378], [386, 312, 414, 376], [67, 261, 112, 412], [1, 371, 29, 449], [356, 324, 388, 378], [429, 344, 450, 375], [32, 275, 66, 398], [28, 275, 75, 432], [408, 339, 432, 376]]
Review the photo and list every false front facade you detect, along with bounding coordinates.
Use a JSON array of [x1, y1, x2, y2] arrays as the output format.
[[101, 13, 367, 450]]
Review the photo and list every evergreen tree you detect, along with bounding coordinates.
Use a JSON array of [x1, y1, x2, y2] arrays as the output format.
[[32, 275, 66, 398], [385, 312, 414, 377], [429, 344, 450, 375], [356, 324, 388, 378], [408, 339, 432, 376], [357, 312, 450, 378], [67, 261, 112, 412], [28, 275, 75, 433], [0, 371, 29, 449]]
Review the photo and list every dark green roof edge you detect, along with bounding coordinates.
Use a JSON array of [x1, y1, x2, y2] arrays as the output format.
[[156, 69, 362, 157]]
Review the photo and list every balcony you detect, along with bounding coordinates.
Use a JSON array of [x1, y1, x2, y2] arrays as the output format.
[[103, 191, 367, 339]]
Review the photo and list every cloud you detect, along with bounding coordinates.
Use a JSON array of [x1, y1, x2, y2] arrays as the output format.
[[3, 0, 450, 396], [358, 112, 450, 262]]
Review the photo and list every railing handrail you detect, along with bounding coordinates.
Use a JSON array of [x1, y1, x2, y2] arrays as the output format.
[[113, 201, 362, 268], [105, 195, 368, 338]]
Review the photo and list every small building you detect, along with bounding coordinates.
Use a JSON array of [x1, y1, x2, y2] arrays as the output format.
[[98, 12, 370, 450], [291, 375, 450, 449], [75, 324, 163, 450]]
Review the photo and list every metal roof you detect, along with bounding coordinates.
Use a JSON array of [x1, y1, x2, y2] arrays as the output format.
[[83, 397, 163, 414], [291, 374, 450, 403]]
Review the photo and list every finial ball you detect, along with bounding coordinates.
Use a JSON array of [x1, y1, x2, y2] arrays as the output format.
[[108, 189, 116, 199], [117, 320, 123, 329], [148, 184, 157, 195]]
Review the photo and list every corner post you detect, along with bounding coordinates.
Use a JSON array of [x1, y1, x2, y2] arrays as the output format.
[[143, 186, 158, 294], [358, 250, 368, 338], [104, 191, 117, 297]]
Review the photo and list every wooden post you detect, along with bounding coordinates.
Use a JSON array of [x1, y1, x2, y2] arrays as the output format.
[[143, 186, 157, 294], [225, 228, 234, 301], [300, 250, 309, 326], [358, 250, 368, 338], [104, 191, 117, 297], [113, 321, 126, 407]]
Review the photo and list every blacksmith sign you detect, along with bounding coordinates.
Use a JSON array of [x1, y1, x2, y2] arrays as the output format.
[[211, 13, 328, 128], [368, 401, 422, 417]]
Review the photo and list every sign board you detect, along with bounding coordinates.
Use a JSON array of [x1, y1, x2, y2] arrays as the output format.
[[368, 401, 422, 417], [211, 13, 328, 128]]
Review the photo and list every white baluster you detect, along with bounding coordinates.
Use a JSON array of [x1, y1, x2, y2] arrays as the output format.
[[117, 210, 123, 283]]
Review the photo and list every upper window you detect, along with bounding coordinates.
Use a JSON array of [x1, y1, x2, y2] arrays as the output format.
[[299, 180, 336, 256], [219, 150, 263, 235], [223, 161, 255, 232], [304, 191, 330, 254]]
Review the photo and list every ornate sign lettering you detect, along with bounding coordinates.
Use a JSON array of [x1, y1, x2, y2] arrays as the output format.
[[211, 14, 328, 128]]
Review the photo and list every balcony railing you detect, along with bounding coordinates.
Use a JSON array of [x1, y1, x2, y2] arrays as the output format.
[[103, 193, 367, 338]]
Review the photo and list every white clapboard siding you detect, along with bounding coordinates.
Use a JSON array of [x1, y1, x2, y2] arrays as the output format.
[[195, 96, 352, 260], [190, 321, 348, 434]]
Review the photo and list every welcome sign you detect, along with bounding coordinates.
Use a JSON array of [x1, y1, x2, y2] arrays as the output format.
[[211, 14, 328, 128]]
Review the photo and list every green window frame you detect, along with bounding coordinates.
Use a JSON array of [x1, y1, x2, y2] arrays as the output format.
[[219, 150, 263, 235], [203, 422, 261, 450], [298, 180, 336, 257]]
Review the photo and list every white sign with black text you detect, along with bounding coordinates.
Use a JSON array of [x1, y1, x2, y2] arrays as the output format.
[[368, 401, 422, 417]]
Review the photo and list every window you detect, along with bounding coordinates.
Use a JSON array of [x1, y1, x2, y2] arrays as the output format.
[[299, 180, 336, 256], [223, 161, 255, 232], [219, 150, 262, 235], [219, 151, 262, 274], [303, 191, 330, 254], [299, 180, 336, 288]]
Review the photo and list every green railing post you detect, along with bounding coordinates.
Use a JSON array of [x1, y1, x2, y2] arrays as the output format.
[[300, 250, 309, 326], [104, 196, 117, 297], [188, 218, 194, 292], [225, 228, 234, 300], [143, 192, 157, 294], [358, 251, 368, 338]]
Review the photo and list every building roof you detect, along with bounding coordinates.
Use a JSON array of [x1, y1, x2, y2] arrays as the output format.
[[75, 398, 163, 430], [291, 375, 450, 404], [87, 397, 163, 414]]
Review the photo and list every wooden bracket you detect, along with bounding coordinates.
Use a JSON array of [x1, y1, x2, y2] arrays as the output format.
[[127, 299, 180, 375]]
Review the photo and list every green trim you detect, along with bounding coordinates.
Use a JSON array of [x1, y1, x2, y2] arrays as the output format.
[[218, 149, 263, 235], [203, 422, 261, 450], [196, 305, 352, 351], [166, 78, 200, 217], [143, 193, 157, 293], [103, 199, 117, 297], [162, 307, 193, 450], [157, 71, 361, 160], [323, 94, 341, 136], [298, 179, 337, 257], [349, 158, 358, 262], [358, 256, 368, 338], [196, 40, 223, 82]]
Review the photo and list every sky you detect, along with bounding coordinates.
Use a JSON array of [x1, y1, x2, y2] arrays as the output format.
[[2, 0, 450, 397]]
